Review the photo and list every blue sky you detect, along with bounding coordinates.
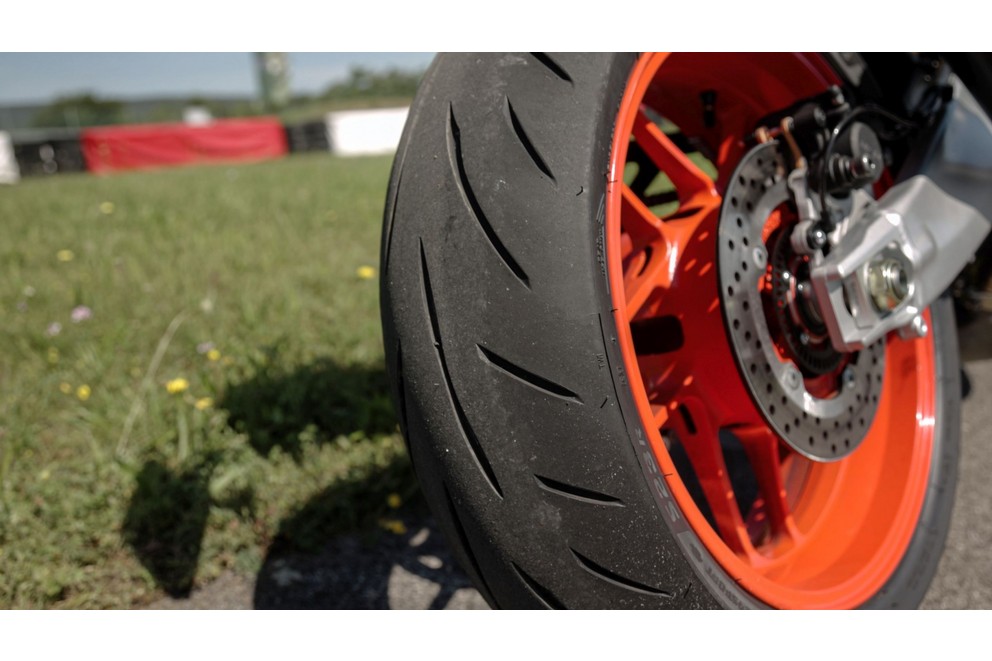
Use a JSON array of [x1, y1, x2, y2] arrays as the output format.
[[0, 53, 436, 104]]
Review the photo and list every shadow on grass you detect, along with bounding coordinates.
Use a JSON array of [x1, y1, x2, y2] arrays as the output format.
[[124, 358, 426, 602], [270, 448, 417, 553], [122, 456, 219, 598], [253, 451, 473, 609], [221, 358, 396, 458], [227, 357, 454, 607]]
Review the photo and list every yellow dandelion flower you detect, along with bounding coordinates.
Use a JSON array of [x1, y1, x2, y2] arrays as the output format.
[[56, 249, 75, 263], [39, 469, 51, 481], [76, 384, 91, 401], [386, 493, 402, 509], [356, 265, 376, 280], [379, 519, 407, 536], [99, 201, 115, 215], [47, 347, 59, 364], [165, 378, 189, 394], [59, 382, 72, 394], [206, 349, 221, 362], [194, 397, 213, 411]]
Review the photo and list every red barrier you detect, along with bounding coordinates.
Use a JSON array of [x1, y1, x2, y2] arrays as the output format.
[[80, 118, 288, 173]]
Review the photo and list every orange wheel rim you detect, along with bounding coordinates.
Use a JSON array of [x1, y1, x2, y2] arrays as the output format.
[[605, 53, 936, 609]]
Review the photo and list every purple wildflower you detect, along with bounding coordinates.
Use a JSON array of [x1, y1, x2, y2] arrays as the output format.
[[71, 306, 93, 323], [46, 322, 62, 337]]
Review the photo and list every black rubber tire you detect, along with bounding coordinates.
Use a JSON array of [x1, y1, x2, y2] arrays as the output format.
[[379, 52, 960, 609]]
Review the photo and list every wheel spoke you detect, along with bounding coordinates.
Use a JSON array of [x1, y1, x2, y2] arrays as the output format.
[[734, 425, 802, 546], [621, 183, 665, 244], [632, 108, 717, 205], [668, 396, 755, 558], [621, 210, 723, 323], [619, 184, 671, 319], [650, 403, 669, 429], [714, 121, 747, 191], [623, 245, 669, 320], [637, 353, 679, 406], [619, 231, 634, 261]]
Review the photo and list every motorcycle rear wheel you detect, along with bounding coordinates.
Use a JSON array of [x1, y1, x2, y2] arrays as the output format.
[[380, 52, 960, 609]]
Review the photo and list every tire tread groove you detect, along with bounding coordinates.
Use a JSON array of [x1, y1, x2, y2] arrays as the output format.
[[382, 168, 404, 275], [571, 547, 674, 598], [395, 339, 414, 466], [443, 482, 499, 607], [446, 103, 530, 288], [477, 343, 582, 404], [505, 95, 556, 182], [420, 240, 504, 498], [534, 474, 624, 506], [530, 52, 574, 84], [511, 562, 567, 609]]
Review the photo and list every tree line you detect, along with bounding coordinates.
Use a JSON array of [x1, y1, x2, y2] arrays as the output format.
[[31, 67, 424, 129]]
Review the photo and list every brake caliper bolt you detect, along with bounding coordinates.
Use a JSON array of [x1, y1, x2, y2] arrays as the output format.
[[842, 366, 857, 390], [868, 258, 911, 312], [806, 227, 828, 250], [898, 314, 929, 340], [752, 246, 768, 269]]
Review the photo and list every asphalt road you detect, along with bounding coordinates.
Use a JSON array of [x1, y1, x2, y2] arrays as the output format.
[[920, 313, 992, 609], [150, 317, 992, 610]]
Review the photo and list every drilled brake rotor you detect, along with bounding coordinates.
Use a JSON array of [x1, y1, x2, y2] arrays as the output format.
[[717, 142, 885, 462]]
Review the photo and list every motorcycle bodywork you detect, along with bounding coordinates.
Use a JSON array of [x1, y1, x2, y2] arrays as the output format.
[[835, 54, 992, 318]]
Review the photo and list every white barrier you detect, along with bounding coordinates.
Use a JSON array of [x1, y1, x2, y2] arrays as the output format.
[[325, 107, 409, 156], [0, 131, 19, 184]]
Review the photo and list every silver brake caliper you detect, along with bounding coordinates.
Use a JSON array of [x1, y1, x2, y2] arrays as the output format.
[[811, 78, 992, 352], [811, 174, 988, 351]]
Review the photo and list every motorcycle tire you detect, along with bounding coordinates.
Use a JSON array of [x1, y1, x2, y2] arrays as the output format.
[[380, 52, 960, 609]]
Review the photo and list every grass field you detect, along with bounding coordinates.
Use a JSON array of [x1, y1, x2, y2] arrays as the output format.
[[0, 153, 417, 608]]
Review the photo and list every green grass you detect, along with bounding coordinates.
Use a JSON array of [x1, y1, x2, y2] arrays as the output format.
[[0, 153, 417, 608]]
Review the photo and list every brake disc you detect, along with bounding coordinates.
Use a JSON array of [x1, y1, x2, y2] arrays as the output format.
[[718, 142, 885, 462]]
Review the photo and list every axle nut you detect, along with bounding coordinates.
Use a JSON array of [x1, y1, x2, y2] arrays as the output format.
[[868, 258, 910, 312]]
